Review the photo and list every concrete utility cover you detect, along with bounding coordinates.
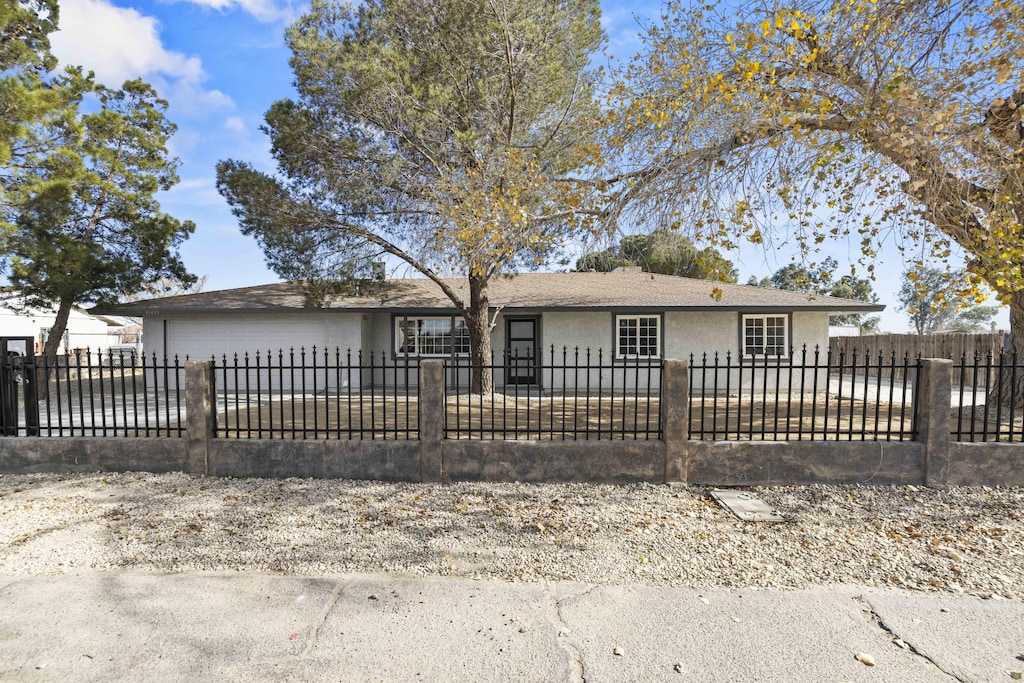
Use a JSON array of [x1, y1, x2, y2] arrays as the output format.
[[711, 489, 786, 522]]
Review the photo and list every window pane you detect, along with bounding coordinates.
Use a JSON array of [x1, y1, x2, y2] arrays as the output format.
[[509, 321, 533, 338], [398, 320, 414, 354], [396, 317, 470, 355], [453, 320, 470, 355], [638, 317, 658, 356], [744, 315, 786, 356], [618, 316, 658, 357], [745, 318, 764, 355], [765, 316, 786, 355], [618, 318, 635, 355]]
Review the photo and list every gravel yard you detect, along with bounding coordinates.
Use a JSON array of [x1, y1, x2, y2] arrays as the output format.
[[0, 472, 1021, 599]]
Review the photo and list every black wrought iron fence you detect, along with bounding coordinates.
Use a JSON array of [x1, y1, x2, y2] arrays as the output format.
[[212, 348, 420, 439], [1, 350, 184, 437], [444, 346, 662, 440], [688, 346, 920, 441], [12, 344, 1000, 446], [952, 351, 1024, 442]]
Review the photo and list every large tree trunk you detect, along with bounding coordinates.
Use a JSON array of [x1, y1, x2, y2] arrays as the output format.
[[33, 298, 73, 401], [465, 274, 493, 395], [42, 299, 73, 360]]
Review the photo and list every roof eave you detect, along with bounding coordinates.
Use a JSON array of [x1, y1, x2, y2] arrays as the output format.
[[98, 303, 886, 316]]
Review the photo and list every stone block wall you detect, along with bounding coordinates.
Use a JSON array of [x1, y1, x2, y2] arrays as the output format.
[[0, 358, 1020, 487]]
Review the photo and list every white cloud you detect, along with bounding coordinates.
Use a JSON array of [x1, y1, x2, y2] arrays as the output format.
[[162, 80, 233, 118], [174, 0, 300, 23], [224, 115, 248, 135], [162, 176, 225, 207], [50, 0, 232, 113]]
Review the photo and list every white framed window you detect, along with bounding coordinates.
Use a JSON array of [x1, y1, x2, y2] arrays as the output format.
[[615, 315, 660, 358], [395, 316, 470, 356], [742, 314, 788, 357]]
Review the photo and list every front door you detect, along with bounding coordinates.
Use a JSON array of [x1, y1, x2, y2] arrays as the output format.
[[505, 317, 538, 385]]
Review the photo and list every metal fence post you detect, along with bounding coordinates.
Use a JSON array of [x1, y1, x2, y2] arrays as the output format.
[[916, 358, 952, 486], [185, 360, 216, 476], [419, 359, 444, 482], [662, 359, 690, 483]]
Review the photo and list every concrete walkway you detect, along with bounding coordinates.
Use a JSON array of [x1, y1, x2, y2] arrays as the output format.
[[1, 573, 1021, 682]]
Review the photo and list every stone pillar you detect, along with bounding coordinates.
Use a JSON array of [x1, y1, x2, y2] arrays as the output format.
[[661, 359, 690, 483], [916, 358, 952, 487], [185, 360, 216, 476], [419, 360, 444, 482]]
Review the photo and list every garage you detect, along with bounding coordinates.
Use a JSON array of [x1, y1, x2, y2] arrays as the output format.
[[163, 317, 331, 362], [146, 314, 364, 391]]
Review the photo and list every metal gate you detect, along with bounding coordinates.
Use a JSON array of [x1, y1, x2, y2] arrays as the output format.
[[1, 337, 39, 436]]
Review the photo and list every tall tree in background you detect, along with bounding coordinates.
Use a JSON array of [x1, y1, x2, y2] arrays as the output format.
[[218, 0, 605, 392], [0, 0, 64, 237], [606, 1, 1023, 369], [898, 267, 998, 334], [747, 258, 880, 332], [0, 0, 58, 164], [576, 228, 738, 281], [828, 274, 880, 333], [2, 74, 195, 361]]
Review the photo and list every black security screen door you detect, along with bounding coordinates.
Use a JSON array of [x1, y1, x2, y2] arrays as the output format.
[[505, 318, 537, 385], [1, 337, 38, 436]]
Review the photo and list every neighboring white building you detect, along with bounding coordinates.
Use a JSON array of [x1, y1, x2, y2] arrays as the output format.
[[828, 324, 861, 337], [0, 292, 123, 353]]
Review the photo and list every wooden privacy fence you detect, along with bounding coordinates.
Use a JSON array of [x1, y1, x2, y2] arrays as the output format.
[[830, 332, 1005, 365]]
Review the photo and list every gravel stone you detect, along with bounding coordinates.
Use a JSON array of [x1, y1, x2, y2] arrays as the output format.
[[0, 473, 1021, 597]]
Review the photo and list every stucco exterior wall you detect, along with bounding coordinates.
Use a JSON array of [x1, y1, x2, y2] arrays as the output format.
[[537, 311, 611, 355], [792, 311, 830, 353], [665, 310, 833, 393], [362, 312, 391, 355], [663, 311, 739, 360]]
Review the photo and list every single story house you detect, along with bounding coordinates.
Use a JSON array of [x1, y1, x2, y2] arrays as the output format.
[[93, 269, 883, 392]]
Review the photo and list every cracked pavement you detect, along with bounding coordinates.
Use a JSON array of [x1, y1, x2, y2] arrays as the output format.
[[1, 573, 1022, 682]]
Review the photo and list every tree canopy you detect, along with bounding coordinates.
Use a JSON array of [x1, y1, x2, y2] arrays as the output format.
[[218, 0, 606, 391], [2, 73, 195, 357], [607, 0, 1021, 349], [576, 228, 738, 281], [898, 266, 998, 334], [747, 257, 879, 331], [0, 0, 56, 71], [0, 0, 61, 212]]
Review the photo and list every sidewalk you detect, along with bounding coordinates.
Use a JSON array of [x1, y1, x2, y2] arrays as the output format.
[[1, 572, 1021, 682]]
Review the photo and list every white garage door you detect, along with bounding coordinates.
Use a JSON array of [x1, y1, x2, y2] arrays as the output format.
[[163, 317, 354, 392], [166, 318, 329, 362]]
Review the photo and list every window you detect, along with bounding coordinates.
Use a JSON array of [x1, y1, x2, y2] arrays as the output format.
[[742, 314, 788, 357], [395, 316, 470, 356], [40, 327, 69, 354], [615, 315, 660, 358]]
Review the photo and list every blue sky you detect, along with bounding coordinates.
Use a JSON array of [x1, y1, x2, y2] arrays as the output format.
[[47, 0, 1008, 333]]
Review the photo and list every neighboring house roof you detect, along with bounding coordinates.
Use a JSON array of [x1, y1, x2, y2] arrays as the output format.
[[92, 270, 885, 316], [1, 297, 121, 325], [91, 313, 134, 327]]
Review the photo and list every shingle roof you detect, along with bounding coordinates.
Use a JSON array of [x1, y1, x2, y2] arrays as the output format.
[[92, 271, 885, 316]]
